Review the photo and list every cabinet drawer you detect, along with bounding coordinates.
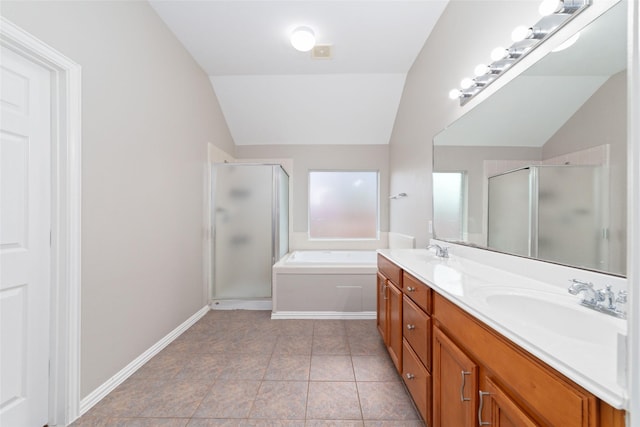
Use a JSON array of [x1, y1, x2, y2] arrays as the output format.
[[403, 271, 431, 314], [403, 295, 431, 370], [377, 254, 402, 288], [402, 339, 431, 426]]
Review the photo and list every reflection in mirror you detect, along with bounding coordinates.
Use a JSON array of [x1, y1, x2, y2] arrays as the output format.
[[433, 1, 627, 276]]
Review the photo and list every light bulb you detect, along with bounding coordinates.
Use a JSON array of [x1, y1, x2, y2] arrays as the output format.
[[449, 89, 461, 100], [511, 25, 531, 42], [474, 64, 489, 77], [290, 26, 316, 52], [460, 78, 474, 89], [491, 47, 507, 61], [539, 0, 562, 16]]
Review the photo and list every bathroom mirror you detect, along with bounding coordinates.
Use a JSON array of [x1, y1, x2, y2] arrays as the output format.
[[433, 1, 627, 276]]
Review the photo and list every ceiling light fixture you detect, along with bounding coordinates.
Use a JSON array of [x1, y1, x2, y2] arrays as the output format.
[[290, 26, 316, 52], [449, 0, 590, 106]]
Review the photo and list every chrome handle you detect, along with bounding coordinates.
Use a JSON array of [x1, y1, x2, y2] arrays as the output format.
[[406, 324, 416, 330], [460, 371, 471, 402], [617, 290, 628, 304], [407, 286, 416, 292], [382, 284, 388, 300], [406, 373, 415, 380], [478, 391, 491, 426]]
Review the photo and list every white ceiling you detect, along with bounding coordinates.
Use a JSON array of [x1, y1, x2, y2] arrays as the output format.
[[148, 0, 449, 145]]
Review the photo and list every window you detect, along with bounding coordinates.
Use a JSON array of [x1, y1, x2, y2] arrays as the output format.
[[309, 171, 379, 239], [433, 171, 467, 241]]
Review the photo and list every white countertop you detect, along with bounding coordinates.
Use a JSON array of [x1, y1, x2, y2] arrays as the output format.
[[378, 248, 628, 409]]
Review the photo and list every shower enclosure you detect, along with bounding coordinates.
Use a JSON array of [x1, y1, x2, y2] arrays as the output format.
[[211, 163, 289, 302], [487, 165, 607, 271]]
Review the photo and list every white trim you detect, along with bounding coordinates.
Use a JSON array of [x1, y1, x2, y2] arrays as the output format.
[[0, 17, 82, 427], [78, 306, 210, 416], [271, 311, 376, 320], [204, 144, 213, 303], [627, 0, 640, 424]]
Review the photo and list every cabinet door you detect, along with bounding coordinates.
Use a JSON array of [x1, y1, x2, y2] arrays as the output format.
[[480, 377, 538, 427], [387, 282, 403, 373], [376, 272, 388, 345], [433, 326, 478, 427]]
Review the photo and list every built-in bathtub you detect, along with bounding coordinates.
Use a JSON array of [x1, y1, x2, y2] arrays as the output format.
[[271, 250, 378, 319]]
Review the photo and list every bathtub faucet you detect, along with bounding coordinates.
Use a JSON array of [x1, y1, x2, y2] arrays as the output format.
[[427, 244, 449, 258]]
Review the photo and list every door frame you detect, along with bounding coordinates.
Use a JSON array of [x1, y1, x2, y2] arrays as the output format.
[[1, 18, 82, 426]]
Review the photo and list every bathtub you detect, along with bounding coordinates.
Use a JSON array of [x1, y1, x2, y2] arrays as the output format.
[[272, 250, 378, 319]]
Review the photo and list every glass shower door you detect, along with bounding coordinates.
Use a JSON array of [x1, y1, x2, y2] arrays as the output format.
[[537, 165, 604, 270], [487, 168, 532, 257], [212, 164, 273, 299]]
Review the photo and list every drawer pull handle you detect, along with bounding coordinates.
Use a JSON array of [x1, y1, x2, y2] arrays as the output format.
[[406, 373, 415, 380], [407, 286, 416, 292], [406, 324, 416, 330], [460, 371, 471, 402], [382, 284, 388, 300], [478, 391, 491, 426]]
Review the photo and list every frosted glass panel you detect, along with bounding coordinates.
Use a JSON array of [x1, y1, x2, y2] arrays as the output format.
[[538, 166, 604, 270], [433, 172, 465, 240], [487, 168, 531, 257], [213, 165, 273, 299], [277, 167, 289, 260], [309, 171, 378, 239]]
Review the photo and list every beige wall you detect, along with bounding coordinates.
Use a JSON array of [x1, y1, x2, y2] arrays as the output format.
[[236, 144, 390, 246], [1, 1, 235, 397]]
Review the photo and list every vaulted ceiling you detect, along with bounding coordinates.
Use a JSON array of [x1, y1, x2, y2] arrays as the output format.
[[149, 1, 449, 145]]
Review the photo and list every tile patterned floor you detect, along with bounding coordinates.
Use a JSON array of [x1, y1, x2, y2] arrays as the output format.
[[71, 310, 424, 426]]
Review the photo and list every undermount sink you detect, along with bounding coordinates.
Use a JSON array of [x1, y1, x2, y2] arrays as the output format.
[[468, 287, 626, 344]]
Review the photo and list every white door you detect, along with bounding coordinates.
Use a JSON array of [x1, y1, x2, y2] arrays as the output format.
[[0, 46, 51, 427]]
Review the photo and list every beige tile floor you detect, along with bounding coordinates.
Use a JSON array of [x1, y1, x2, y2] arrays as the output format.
[[71, 310, 424, 427]]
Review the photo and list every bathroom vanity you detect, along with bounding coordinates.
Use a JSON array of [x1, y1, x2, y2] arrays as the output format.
[[377, 250, 627, 427]]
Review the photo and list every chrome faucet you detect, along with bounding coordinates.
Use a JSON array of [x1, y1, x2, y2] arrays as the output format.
[[568, 279, 627, 319], [427, 244, 449, 258], [567, 279, 600, 305]]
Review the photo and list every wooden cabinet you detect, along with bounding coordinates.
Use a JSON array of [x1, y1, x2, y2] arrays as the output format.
[[403, 295, 431, 369], [433, 293, 625, 427], [403, 339, 432, 424], [376, 272, 388, 344], [481, 377, 538, 427], [376, 254, 625, 427], [433, 326, 477, 427], [400, 268, 433, 425], [403, 270, 432, 314], [387, 280, 403, 372], [377, 255, 403, 373]]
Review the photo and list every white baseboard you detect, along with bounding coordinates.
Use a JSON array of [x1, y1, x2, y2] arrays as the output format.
[[270, 311, 376, 320], [78, 305, 210, 416], [210, 299, 272, 310]]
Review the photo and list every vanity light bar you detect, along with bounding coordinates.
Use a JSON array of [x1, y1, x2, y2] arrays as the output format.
[[450, 0, 590, 105]]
